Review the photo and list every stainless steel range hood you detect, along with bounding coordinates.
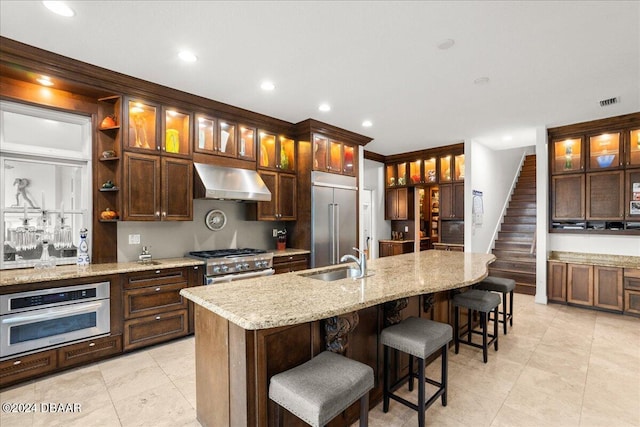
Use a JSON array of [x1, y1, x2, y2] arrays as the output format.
[[193, 163, 271, 202]]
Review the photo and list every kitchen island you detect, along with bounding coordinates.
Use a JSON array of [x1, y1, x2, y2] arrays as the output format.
[[180, 250, 495, 427]]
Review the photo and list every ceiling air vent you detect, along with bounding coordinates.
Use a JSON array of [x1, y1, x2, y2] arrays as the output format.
[[599, 97, 619, 107]]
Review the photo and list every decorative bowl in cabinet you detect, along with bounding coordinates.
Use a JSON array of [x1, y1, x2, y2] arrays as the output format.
[[596, 154, 615, 168]]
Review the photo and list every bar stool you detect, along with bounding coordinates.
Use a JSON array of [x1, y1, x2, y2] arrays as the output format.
[[453, 289, 500, 363], [380, 317, 452, 427], [475, 276, 516, 335], [269, 351, 374, 427]]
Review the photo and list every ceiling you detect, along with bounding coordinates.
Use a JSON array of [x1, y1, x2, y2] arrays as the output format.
[[1, 1, 639, 155]]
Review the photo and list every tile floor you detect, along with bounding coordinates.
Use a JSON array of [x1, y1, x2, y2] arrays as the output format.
[[1, 294, 639, 427]]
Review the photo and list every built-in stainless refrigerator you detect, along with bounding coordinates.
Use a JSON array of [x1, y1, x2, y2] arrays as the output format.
[[311, 171, 358, 268]]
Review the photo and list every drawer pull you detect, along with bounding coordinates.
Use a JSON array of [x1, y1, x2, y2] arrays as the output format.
[[89, 342, 96, 347], [156, 316, 161, 320], [13, 360, 21, 366], [288, 256, 293, 260], [194, 266, 198, 270], [155, 270, 161, 274], [155, 287, 161, 292]]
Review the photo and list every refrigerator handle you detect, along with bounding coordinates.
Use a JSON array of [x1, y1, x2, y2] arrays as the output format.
[[334, 203, 340, 262], [329, 203, 335, 264]]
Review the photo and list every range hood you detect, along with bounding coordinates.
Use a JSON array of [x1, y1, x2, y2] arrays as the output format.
[[193, 163, 272, 202]]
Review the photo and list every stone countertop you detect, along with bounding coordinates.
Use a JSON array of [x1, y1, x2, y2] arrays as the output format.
[[378, 238, 430, 243], [548, 251, 640, 269], [271, 248, 311, 257], [180, 250, 495, 330], [0, 258, 204, 288]]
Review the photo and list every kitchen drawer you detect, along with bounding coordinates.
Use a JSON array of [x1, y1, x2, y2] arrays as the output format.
[[123, 308, 188, 351], [273, 254, 309, 274], [624, 277, 640, 291], [123, 282, 188, 319], [624, 268, 640, 279], [124, 267, 188, 290], [57, 335, 122, 369], [624, 290, 640, 315], [0, 349, 57, 387]]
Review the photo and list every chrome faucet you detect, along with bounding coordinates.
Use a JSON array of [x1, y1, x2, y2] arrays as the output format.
[[340, 247, 367, 278]]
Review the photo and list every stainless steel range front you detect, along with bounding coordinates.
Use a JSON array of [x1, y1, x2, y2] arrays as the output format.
[[187, 248, 274, 285]]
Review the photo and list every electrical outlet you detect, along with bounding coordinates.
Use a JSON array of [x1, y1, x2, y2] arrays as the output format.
[[404, 226, 409, 232], [272, 228, 278, 237], [128, 234, 140, 245]]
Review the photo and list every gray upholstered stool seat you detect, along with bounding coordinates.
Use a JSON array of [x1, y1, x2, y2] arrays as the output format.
[[269, 351, 374, 427], [475, 276, 516, 335], [381, 317, 452, 427], [453, 289, 501, 363]]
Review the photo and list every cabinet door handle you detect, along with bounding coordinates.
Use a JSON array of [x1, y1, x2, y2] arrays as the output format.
[[89, 342, 96, 347], [13, 360, 21, 365], [162, 212, 167, 218], [155, 287, 161, 292], [157, 146, 161, 151], [155, 211, 160, 218], [155, 316, 161, 320], [194, 266, 198, 270], [155, 270, 161, 274]]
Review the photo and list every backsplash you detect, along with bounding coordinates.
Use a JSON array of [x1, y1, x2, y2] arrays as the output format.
[[116, 200, 285, 262]]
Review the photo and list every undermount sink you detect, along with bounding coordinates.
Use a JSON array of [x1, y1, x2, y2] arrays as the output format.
[[301, 266, 362, 282], [138, 260, 161, 265]]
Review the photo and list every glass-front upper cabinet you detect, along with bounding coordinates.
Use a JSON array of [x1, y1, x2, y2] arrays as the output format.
[[454, 154, 465, 180], [329, 140, 342, 172], [627, 128, 640, 167], [162, 107, 191, 156], [218, 121, 237, 158], [313, 134, 328, 171], [423, 157, 437, 183], [259, 132, 295, 172], [343, 144, 355, 175], [195, 114, 216, 153], [439, 155, 452, 182], [238, 125, 256, 161], [386, 162, 407, 187], [409, 160, 422, 184], [551, 137, 584, 174], [588, 132, 621, 170], [125, 99, 158, 151], [312, 135, 354, 175]]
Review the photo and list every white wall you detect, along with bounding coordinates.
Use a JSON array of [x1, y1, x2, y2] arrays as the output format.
[[548, 234, 640, 256], [117, 199, 280, 262], [363, 158, 390, 259], [465, 140, 533, 253]]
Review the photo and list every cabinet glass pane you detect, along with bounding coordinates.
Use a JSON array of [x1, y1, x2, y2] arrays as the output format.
[[218, 122, 236, 157], [629, 128, 640, 167], [343, 145, 355, 174], [424, 158, 436, 183], [386, 165, 396, 186], [329, 141, 342, 172], [164, 110, 190, 155], [397, 162, 407, 185], [553, 138, 582, 173], [239, 126, 255, 160], [454, 154, 465, 180], [280, 137, 295, 171], [589, 133, 620, 169], [196, 115, 215, 152], [127, 101, 156, 150], [259, 132, 276, 169], [409, 160, 421, 184], [439, 156, 452, 182], [313, 135, 328, 170]]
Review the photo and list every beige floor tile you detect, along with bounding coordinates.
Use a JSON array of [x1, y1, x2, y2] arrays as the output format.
[[172, 374, 196, 409], [104, 364, 173, 403], [112, 383, 197, 427]]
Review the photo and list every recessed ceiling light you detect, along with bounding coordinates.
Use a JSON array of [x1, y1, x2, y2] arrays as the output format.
[[36, 75, 54, 86], [178, 51, 198, 62], [260, 81, 275, 91], [42, 1, 75, 17], [437, 39, 455, 50], [318, 103, 331, 112], [362, 120, 373, 128], [474, 77, 490, 85]]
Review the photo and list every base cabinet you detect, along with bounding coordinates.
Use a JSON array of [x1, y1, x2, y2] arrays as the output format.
[[273, 253, 309, 274], [593, 266, 623, 311], [567, 264, 594, 306], [124, 309, 188, 351], [624, 268, 640, 315], [0, 350, 57, 387], [379, 240, 413, 257], [57, 335, 122, 369], [547, 261, 567, 302]]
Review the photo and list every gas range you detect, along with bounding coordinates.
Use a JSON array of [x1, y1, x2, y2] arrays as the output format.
[[187, 248, 274, 284]]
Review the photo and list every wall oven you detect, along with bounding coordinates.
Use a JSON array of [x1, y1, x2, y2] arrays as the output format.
[[0, 281, 110, 359]]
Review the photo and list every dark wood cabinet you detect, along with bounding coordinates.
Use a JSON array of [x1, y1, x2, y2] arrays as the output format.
[[586, 171, 624, 220], [312, 134, 356, 176], [0, 349, 57, 387], [626, 169, 640, 220], [385, 187, 414, 220], [273, 253, 309, 274], [258, 131, 296, 173], [567, 264, 593, 306], [253, 171, 297, 221], [551, 174, 585, 220], [123, 268, 190, 351], [547, 261, 567, 302], [439, 182, 464, 219], [593, 266, 623, 311], [57, 335, 122, 369], [122, 152, 192, 221], [379, 240, 413, 257], [623, 268, 640, 315]]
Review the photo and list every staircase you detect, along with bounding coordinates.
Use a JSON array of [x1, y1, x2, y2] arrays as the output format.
[[489, 155, 537, 295]]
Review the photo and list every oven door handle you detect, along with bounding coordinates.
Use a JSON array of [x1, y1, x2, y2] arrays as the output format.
[[1, 302, 103, 325], [206, 268, 275, 284]]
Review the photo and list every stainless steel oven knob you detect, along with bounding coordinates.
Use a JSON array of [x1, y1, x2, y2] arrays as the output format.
[[236, 264, 244, 271], [212, 266, 221, 274], [220, 265, 229, 273], [242, 263, 250, 270]]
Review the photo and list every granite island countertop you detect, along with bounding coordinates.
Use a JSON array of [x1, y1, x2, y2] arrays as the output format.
[[180, 250, 495, 330], [0, 257, 204, 288]]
